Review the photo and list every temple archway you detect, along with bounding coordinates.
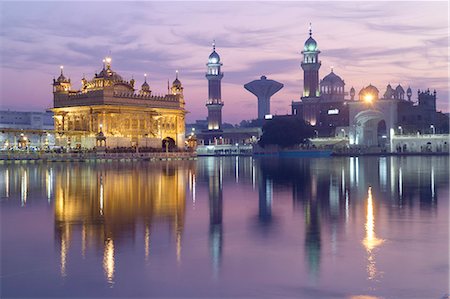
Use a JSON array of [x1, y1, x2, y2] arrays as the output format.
[[162, 137, 176, 151], [353, 110, 389, 147]]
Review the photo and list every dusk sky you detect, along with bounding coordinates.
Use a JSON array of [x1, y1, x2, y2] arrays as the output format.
[[1, 1, 448, 124]]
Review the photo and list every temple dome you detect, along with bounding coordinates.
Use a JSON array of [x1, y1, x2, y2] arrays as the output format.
[[208, 50, 220, 64], [95, 68, 123, 81], [322, 70, 343, 85], [359, 84, 379, 95], [304, 36, 318, 52], [141, 80, 150, 90]]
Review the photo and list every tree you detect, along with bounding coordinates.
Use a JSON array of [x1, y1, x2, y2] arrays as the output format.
[[258, 117, 314, 148]]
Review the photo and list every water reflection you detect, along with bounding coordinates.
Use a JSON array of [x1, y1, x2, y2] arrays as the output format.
[[103, 238, 115, 285], [207, 158, 223, 276], [362, 187, 384, 282], [51, 162, 191, 280], [0, 156, 448, 297]]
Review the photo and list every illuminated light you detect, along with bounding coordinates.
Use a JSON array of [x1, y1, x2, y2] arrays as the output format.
[[60, 65, 64, 70], [105, 57, 112, 64], [328, 109, 339, 115], [363, 93, 374, 103], [264, 114, 273, 120], [103, 238, 115, 284]]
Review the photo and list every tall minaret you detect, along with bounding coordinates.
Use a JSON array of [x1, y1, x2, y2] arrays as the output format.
[[301, 23, 321, 99], [206, 41, 224, 131]]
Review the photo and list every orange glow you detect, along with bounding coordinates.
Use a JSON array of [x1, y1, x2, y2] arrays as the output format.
[[362, 187, 384, 281], [363, 93, 374, 103]]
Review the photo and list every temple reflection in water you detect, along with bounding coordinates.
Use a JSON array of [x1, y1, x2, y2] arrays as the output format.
[[0, 155, 447, 289], [52, 162, 192, 283]]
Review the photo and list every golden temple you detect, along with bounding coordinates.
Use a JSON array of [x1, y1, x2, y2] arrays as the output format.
[[52, 57, 186, 149]]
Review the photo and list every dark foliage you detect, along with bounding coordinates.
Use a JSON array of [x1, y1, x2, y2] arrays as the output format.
[[258, 117, 314, 148]]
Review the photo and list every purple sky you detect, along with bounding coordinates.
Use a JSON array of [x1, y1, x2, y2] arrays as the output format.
[[0, 1, 448, 124]]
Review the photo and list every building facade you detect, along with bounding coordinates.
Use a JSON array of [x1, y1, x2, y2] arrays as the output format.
[[292, 25, 448, 148], [52, 58, 186, 149]]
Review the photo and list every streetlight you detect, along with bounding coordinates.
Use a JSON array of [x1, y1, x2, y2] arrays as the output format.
[[341, 128, 345, 138], [430, 124, 435, 134], [398, 126, 403, 135]]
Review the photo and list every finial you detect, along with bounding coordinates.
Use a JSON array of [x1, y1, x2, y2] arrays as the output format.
[[309, 22, 312, 36], [60, 65, 64, 75], [330, 66, 334, 73], [212, 40, 216, 51], [144, 73, 147, 82], [176, 70, 179, 79]]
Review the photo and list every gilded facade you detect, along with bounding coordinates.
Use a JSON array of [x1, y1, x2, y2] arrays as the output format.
[[52, 57, 186, 149]]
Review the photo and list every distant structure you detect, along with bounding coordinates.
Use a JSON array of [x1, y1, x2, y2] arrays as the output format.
[[195, 42, 263, 151], [52, 57, 186, 149], [291, 24, 448, 146], [0, 110, 55, 149], [206, 41, 224, 130], [244, 76, 283, 119]]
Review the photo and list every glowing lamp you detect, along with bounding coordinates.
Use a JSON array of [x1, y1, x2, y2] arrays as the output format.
[[364, 94, 374, 103], [105, 57, 112, 64]]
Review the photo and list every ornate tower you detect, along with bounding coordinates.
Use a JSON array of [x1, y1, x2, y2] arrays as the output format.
[[140, 73, 151, 96], [171, 70, 183, 95], [206, 41, 224, 131], [53, 66, 71, 93], [301, 24, 321, 99]]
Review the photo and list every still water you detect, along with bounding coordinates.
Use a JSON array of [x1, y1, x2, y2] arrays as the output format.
[[1, 156, 448, 298]]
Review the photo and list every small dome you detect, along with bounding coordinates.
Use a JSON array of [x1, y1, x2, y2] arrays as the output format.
[[395, 84, 405, 93], [173, 77, 181, 87], [141, 81, 150, 90], [384, 84, 395, 99], [208, 50, 220, 64], [359, 84, 379, 95], [95, 68, 123, 81], [304, 36, 318, 52], [57, 73, 67, 82], [322, 70, 343, 85], [406, 86, 412, 95]]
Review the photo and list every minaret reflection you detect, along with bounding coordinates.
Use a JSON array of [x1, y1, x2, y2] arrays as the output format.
[[362, 187, 384, 282], [207, 158, 223, 276], [304, 199, 321, 282], [5, 168, 9, 198], [257, 164, 273, 227], [20, 169, 27, 207], [46, 168, 53, 203]]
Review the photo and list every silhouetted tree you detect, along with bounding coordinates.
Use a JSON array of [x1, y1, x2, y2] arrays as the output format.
[[258, 117, 314, 148]]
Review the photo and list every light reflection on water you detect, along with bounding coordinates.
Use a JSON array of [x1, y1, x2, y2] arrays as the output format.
[[0, 156, 448, 298]]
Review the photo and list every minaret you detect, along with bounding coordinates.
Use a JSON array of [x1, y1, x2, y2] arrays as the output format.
[[206, 41, 224, 131], [301, 23, 321, 99]]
